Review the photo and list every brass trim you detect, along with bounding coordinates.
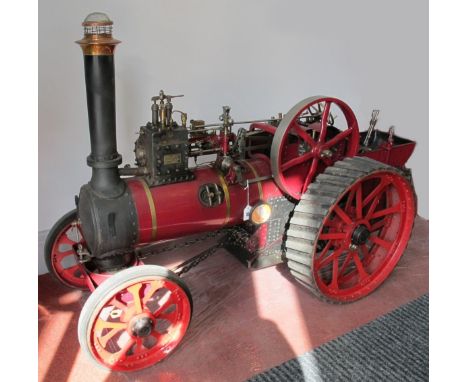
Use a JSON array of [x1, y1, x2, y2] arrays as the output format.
[[217, 172, 231, 225], [242, 161, 264, 200], [139, 179, 157, 241], [76, 35, 120, 56]]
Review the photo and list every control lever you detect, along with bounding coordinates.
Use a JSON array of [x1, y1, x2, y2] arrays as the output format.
[[363, 109, 380, 147]]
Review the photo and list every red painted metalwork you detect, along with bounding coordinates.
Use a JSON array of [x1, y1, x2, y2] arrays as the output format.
[[358, 137, 416, 167], [86, 277, 191, 371], [249, 122, 277, 135], [271, 96, 360, 200], [83, 259, 145, 291], [127, 158, 283, 244], [49, 221, 88, 289], [311, 170, 415, 302]]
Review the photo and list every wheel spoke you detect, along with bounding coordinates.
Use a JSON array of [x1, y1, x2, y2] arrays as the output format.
[[333, 205, 353, 225], [363, 178, 390, 207], [355, 182, 363, 219], [127, 284, 144, 314], [319, 102, 331, 143], [53, 249, 76, 260], [153, 290, 174, 317], [338, 251, 354, 278], [301, 157, 319, 193], [109, 296, 132, 322], [281, 151, 314, 172], [98, 326, 126, 348], [318, 232, 347, 241], [292, 122, 315, 147], [317, 248, 343, 270], [369, 236, 393, 250], [370, 219, 387, 232], [94, 318, 127, 331], [159, 309, 178, 323], [345, 187, 356, 213], [114, 337, 136, 364], [322, 128, 352, 149], [369, 203, 402, 219], [365, 187, 387, 219], [329, 255, 340, 290], [134, 338, 145, 354], [61, 264, 82, 280], [142, 280, 164, 305], [352, 252, 369, 282], [316, 240, 333, 263]]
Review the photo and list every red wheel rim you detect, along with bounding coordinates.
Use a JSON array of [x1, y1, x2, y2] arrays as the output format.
[[272, 96, 360, 199], [88, 277, 191, 371], [312, 171, 415, 302], [50, 221, 88, 289]]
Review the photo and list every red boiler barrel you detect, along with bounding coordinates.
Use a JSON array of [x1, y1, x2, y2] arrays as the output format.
[[126, 158, 283, 244]]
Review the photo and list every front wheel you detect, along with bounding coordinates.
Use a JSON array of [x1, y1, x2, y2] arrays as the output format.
[[78, 265, 193, 371], [285, 157, 416, 303], [44, 210, 88, 289]]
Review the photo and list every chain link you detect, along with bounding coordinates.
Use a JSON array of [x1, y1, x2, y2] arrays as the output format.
[[136, 228, 232, 276], [137, 225, 274, 277], [173, 242, 225, 276]]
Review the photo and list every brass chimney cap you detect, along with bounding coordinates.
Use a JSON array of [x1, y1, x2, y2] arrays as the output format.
[[76, 12, 120, 56], [82, 12, 113, 27]]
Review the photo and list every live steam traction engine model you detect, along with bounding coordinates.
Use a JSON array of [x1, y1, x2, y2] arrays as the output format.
[[45, 13, 417, 371]]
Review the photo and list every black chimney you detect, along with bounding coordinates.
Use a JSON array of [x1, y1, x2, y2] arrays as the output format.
[[76, 12, 124, 197]]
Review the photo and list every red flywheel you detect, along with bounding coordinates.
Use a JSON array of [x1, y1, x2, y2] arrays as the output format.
[[271, 96, 360, 200]]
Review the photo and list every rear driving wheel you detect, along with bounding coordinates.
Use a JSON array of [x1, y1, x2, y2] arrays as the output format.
[[44, 210, 88, 289], [78, 265, 192, 371], [285, 157, 416, 303]]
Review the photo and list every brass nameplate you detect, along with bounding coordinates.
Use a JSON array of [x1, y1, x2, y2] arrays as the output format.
[[164, 153, 181, 165]]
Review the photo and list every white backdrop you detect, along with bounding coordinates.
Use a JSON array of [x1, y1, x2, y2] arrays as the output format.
[[39, 0, 428, 273]]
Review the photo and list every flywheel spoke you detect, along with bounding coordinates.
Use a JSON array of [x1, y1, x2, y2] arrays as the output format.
[[302, 157, 320, 193], [292, 122, 315, 147], [322, 128, 353, 149], [281, 151, 314, 172], [318, 102, 331, 143]]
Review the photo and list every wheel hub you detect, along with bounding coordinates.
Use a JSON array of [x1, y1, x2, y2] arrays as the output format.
[[351, 224, 370, 245], [130, 316, 154, 337]]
